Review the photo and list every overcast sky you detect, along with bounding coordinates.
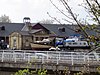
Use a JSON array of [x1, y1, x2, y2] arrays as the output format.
[[0, 0, 86, 23]]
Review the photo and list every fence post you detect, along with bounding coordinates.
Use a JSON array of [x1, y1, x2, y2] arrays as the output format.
[[59, 52, 60, 60], [47, 51, 48, 60], [42, 56, 44, 64], [24, 51, 26, 60], [84, 53, 86, 64], [87, 54, 89, 63], [71, 52, 74, 65], [2, 50, 4, 62], [28, 55, 30, 63], [93, 51, 99, 61], [13, 50, 16, 62]]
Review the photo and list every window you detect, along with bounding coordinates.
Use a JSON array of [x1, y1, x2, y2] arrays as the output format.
[[73, 42, 77, 45], [58, 27, 65, 32], [83, 43, 86, 45], [1, 26, 5, 30], [36, 37, 38, 41], [26, 39, 28, 42], [40, 37, 44, 41], [68, 42, 72, 45], [62, 28, 65, 32], [13, 37, 17, 47], [45, 37, 48, 39]]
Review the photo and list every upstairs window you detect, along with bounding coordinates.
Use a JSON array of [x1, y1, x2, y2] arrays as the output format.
[[1, 26, 5, 30], [58, 27, 65, 32]]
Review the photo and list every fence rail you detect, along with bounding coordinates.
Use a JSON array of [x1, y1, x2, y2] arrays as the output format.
[[0, 50, 100, 65]]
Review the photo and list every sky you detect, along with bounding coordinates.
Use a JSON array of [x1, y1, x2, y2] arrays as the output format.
[[0, 0, 86, 23]]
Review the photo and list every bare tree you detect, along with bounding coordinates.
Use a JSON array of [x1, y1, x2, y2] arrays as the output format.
[[49, 0, 100, 52], [0, 14, 11, 23]]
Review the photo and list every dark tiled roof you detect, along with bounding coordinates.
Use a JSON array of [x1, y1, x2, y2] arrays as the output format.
[[41, 24, 81, 37], [19, 31, 30, 36], [21, 23, 36, 31], [0, 23, 24, 37], [2, 22, 98, 38], [29, 29, 42, 34], [41, 24, 99, 37]]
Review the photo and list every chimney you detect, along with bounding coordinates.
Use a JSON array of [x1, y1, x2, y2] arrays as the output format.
[[23, 17, 31, 23], [23, 17, 32, 31]]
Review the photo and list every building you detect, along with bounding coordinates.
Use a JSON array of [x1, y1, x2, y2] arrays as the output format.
[[0, 18, 99, 50]]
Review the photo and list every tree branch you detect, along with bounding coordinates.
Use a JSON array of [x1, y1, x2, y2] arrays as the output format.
[[47, 12, 86, 36], [86, 46, 100, 55], [49, 0, 73, 20], [61, 0, 89, 38], [85, 0, 100, 24], [95, 0, 100, 8]]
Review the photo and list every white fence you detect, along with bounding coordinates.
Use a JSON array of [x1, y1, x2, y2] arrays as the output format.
[[0, 50, 100, 65]]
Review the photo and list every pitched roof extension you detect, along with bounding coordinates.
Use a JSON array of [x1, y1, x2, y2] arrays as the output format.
[[0, 23, 24, 37]]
